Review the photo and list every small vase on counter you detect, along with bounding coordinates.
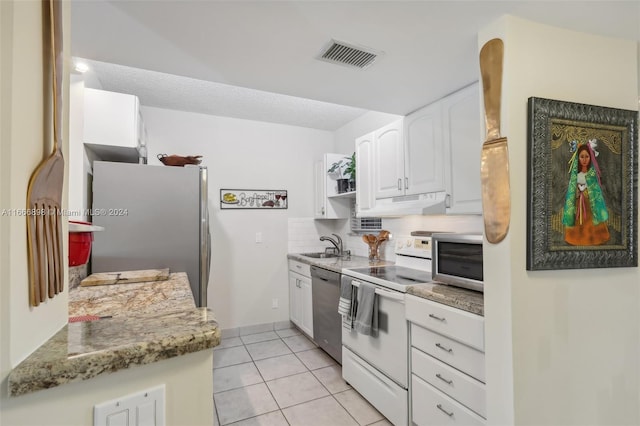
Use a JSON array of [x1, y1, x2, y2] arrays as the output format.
[[363, 230, 390, 263]]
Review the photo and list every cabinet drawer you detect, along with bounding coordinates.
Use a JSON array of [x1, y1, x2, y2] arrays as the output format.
[[412, 374, 485, 426], [406, 295, 484, 351], [412, 348, 486, 418], [288, 259, 310, 277], [411, 324, 485, 383]]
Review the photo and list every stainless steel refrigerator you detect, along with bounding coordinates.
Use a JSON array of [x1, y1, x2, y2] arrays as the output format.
[[91, 161, 210, 307]]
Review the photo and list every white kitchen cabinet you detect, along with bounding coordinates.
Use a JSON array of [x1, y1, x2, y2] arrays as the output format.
[[288, 260, 313, 338], [374, 119, 405, 198], [403, 101, 446, 196], [314, 153, 352, 219], [373, 110, 445, 200], [442, 82, 482, 214], [406, 295, 486, 425], [83, 88, 147, 163], [355, 83, 481, 216], [355, 132, 375, 217]]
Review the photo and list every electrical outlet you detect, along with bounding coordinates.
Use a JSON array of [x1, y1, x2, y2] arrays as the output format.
[[272, 298, 278, 309], [255, 232, 262, 243]]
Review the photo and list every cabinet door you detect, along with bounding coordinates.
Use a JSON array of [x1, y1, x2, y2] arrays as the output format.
[[313, 160, 326, 218], [288, 273, 303, 329], [299, 275, 314, 338], [404, 102, 445, 195], [83, 88, 139, 148], [355, 132, 376, 216], [374, 120, 404, 199], [442, 83, 482, 214]]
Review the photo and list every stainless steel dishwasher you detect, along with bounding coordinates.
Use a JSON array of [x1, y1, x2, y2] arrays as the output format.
[[311, 265, 342, 364]]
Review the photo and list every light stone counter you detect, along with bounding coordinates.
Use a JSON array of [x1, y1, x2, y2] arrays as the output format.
[[68, 272, 195, 317], [289, 254, 483, 316], [9, 272, 220, 397], [407, 283, 484, 316], [287, 253, 392, 273]]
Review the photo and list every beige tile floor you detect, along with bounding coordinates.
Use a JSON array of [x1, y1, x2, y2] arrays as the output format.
[[213, 328, 393, 426]]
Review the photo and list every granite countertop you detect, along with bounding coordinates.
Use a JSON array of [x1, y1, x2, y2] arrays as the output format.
[[68, 272, 195, 317], [287, 253, 392, 273], [289, 253, 483, 316], [407, 283, 484, 316], [9, 272, 220, 397]]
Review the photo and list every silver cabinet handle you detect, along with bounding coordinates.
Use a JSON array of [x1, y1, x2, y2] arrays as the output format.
[[429, 313, 446, 322], [437, 404, 454, 417], [405, 177, 408, 190], [321, 206, 325, 215], [397, 178, 402, 190], [435, 343, 453, 353], [436, 373, 453, 385]]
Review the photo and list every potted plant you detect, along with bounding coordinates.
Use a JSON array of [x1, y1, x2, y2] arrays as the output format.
[[327, 155, 352, 193], [344, 152, 356, 192]]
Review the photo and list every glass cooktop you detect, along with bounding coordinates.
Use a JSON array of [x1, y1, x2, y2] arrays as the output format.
[[344, 265, 432, 290]]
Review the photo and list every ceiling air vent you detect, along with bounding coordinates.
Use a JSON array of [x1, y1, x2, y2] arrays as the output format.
[[318, 40, 381, 69]]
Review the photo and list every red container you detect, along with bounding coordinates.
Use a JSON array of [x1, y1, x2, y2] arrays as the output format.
[[69, 221, 94, 266]]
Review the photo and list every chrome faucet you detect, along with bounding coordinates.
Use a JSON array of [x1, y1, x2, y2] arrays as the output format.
[[320, 233, 343, 256]]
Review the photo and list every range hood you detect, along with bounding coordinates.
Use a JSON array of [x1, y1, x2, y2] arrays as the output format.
[[359, 192, 447, 218]]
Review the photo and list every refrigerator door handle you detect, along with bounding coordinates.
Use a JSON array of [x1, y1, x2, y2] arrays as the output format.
[[199, 167, 210, 307]]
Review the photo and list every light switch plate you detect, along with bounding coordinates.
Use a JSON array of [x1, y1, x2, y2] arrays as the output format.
[[94, 385, 165, 426]]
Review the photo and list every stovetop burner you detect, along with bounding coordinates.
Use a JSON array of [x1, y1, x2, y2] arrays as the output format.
[[348, 265, 431, 286], [342, 234, 433, 292]]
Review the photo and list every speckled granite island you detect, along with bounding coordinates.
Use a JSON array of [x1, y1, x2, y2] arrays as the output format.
[[8, 272, 220, 397]]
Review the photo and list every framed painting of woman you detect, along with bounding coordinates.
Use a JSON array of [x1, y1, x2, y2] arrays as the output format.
[[527, 97, 638, 270]]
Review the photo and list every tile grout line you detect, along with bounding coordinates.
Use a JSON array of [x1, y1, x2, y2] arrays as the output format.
[[215, 330, 386, 426]]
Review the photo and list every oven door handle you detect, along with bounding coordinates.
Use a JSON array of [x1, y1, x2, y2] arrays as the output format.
[[350, 280, 405, 302]]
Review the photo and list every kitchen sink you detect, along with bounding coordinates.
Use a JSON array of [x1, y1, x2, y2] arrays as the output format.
[[300, 252, 339, 259]]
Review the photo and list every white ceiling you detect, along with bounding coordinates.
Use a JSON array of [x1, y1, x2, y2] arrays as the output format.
[[71, 1, 640, 131]]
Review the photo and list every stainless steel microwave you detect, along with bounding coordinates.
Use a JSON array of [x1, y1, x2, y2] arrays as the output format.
[[431, 233, 483, 292]]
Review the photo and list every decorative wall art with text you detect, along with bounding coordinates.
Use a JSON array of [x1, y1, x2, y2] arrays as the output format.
[[527, 97, 637, 270], [220, 189, 288, 209]]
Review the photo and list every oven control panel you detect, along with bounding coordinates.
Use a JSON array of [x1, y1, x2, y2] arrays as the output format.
[[395, 235, 432, 258]]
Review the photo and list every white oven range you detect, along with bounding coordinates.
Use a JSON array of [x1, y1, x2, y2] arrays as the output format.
[[341, 235, 432, 425]]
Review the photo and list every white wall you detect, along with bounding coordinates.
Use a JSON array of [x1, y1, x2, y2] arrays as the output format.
[[1, 4, 213, 425], [140, 106, 335, 329], [1, 350, 213, 426], [0, 0, 69, 375], [480, 16, 640, 425]]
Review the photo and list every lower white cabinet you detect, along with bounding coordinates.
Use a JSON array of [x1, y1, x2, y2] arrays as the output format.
[[407, 295, 486, 425], [288, 260, 313, 338]]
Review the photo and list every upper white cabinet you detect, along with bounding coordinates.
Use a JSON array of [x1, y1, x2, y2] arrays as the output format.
[[373, 108, 446, 200], [314, 153, 352, 219], [83, 88, 147, 163], [373, 119, 405, 199], [354, 82, 482, 216], [442, 82, 482, 214], [403, 102, 446, 196], [355, 132, 375, 217]]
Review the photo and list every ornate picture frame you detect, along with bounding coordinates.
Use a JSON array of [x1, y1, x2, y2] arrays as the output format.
[[527, 97, 638, 270]]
